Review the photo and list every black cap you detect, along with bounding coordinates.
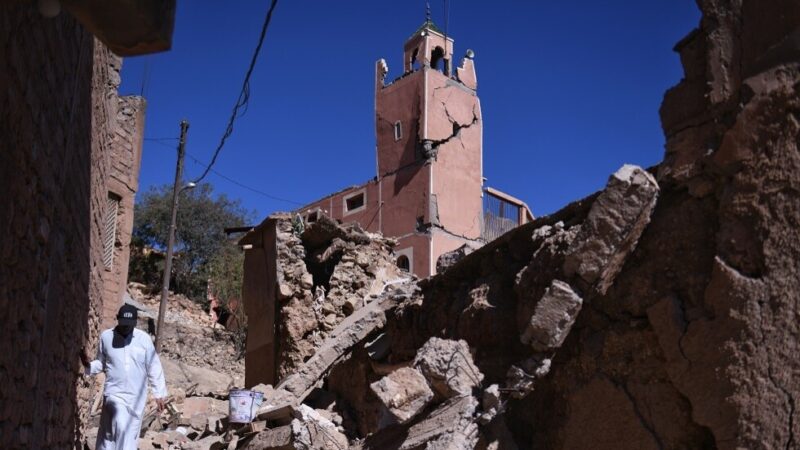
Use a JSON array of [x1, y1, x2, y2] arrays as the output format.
[[117, 304, 138, 326]]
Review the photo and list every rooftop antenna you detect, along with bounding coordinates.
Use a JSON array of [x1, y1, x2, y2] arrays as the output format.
[[426, 1, 431, 23]]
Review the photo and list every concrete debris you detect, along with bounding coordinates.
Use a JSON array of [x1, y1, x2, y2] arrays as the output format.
[[520, 279, 583, 352], [563, 164, 659, 295], [162, 358, 234, 398], [291, 404, 349, 449], [477, 384, 503, 425], [240, 425, 293, 450], [356, 396, 479, 450], [369, 367, 434, 424], [413, 337, 484, 399], [279, 281, 415, 402], [436, 243, 477, 273]]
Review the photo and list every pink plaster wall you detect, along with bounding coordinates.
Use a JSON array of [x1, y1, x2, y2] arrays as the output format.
[[428, 72, 484, 241], [376, 74, 423, 176], [289, 26, 490, 278]]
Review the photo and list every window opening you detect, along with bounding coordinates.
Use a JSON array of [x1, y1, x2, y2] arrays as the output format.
[[397, 255, 410, 272], [344, 191, 365, 213], [103, 193, 120, 270], [306, 210, 319, 223], [394, 121, 403, 141], [431, 46, 445, 71]]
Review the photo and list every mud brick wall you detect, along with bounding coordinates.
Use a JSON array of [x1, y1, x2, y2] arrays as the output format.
[[0, 5, 126, 448], [101, 95, 146, 328]]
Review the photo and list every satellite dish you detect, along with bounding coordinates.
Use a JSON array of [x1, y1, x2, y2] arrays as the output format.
[[465, 49, 475, 59]]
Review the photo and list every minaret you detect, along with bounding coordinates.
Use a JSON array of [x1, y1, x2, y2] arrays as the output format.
[[374, 17, 482, 276]]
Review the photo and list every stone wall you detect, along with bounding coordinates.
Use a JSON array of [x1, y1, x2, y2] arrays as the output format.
[[241, 215, 405, 387], [0, 4, 139, 447]]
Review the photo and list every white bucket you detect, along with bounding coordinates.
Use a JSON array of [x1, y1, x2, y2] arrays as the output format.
[[229, 389, 264, 423]]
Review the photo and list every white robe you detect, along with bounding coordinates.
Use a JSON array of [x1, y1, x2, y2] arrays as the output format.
[[86, 328, 167, 450]]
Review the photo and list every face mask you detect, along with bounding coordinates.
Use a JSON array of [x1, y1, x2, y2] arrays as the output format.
[[116, 324, 133, 336]]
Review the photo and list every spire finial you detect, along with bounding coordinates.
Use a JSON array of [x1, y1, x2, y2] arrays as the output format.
[[425, 1, 431, 22]]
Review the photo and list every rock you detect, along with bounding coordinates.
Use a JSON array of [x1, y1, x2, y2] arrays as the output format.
[[370, 367, 434, 424], [291, 404, 349, 449], [520, 279, 583, 352], [162, 358, 233, 397], [563, 164, 659, 295], [182, 434, 225, 449], [278, 292, 398, 402], [413, 337, 484, 398], [300, 273, 314, 289], [478, 384, 502, 424], [506, 357, 551, 399], [436, 244, 477, 273], [241, 425, 294, 450], [358, 395, 479, 449], [181, 397, 229, 418], [278, 283, 294, 300]]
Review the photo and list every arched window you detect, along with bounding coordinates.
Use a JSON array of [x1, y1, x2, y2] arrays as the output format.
[[397, 255, 410, 272], [431, 46, 445, 71]]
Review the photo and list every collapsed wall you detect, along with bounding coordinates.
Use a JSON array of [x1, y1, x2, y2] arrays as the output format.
[[238, 1, 799, 449], [240, 214, 405, 387], [383, 1, 800, 448]]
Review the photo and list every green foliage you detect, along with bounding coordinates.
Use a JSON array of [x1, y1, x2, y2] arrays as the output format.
[[130, 183, 254, 303]]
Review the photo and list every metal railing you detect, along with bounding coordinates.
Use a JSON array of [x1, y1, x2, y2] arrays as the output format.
[[482, 191, 522, 242]]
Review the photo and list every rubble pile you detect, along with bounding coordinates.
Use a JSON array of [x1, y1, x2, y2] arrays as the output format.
[[138, 164, 654, 449], [128, 283, 245, 381], [271, 215, 406, 378], [86, 1, 799, 447]]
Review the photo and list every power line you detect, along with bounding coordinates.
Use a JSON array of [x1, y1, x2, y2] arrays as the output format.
[[192, 0, 280, 185], [185, 152, 303, 206], [144, 138, 302, 206]]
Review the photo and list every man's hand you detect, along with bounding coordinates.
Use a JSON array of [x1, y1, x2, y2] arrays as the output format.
[[155, 397, 166, 413]]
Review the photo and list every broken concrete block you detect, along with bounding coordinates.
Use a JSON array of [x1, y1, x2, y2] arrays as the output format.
[[278, 293, 397, 401], [478, 384, 503, 425], [506, 357, 551, 399], [278, 283, 293, 300], [291, 404, 349, 449], [181, 396, 228, 418], [563, 164, 659, 295], [436, 243, 477, 273], [162, 359, 233, 397], [413, 337, 484, 399], [520, 279, 583, 352], [370, 367, 434, 424], [357, 395, 479, 450], [241, 425, 293, 450]]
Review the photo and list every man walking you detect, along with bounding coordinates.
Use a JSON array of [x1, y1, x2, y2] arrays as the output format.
[[83, 304, 168, 450]]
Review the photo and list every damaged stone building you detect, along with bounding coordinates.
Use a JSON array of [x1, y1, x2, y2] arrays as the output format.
[[0, 2, 175, 447], [236, 1, 800, 449], [289, 19, 533, 279]]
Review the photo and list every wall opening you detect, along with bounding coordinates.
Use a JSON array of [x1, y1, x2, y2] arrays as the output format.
[[103, 193, 121, 270], [306, 210, 319, 223], [397, 255, 410, 272], [344, 191, 366, 214], [394, 121, 403, 141], [431, 46, 445, 71], [410, 47, 421, 71]]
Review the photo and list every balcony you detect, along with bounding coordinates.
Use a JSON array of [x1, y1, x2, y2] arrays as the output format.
[[482, 187, 533, 242]]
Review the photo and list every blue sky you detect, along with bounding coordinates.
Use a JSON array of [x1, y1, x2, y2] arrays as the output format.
[[119, 1, 701, 220]]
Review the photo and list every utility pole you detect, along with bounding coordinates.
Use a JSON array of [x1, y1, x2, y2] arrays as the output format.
[[155, 120, 193, 353]]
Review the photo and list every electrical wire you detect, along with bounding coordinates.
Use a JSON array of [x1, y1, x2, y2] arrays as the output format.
[[191, 0, 280, 185], [185, 152, 303, 206], [144, 138, 302, 206]]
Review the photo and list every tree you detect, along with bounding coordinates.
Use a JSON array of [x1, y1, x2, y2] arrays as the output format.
[[130, 183, 254, 303]]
